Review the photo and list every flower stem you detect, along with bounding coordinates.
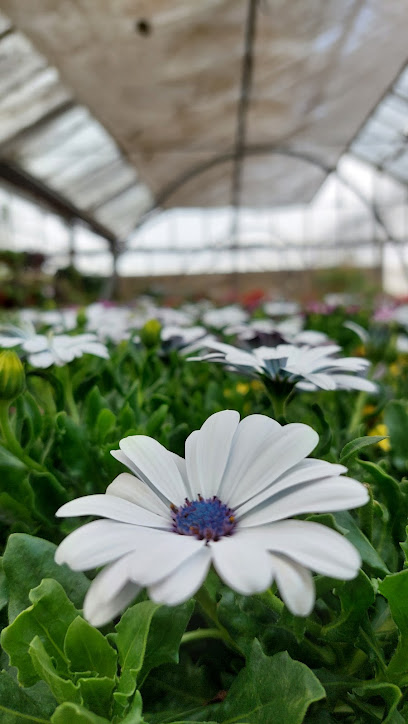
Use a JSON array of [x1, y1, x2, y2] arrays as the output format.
[[347, 390, 367, 436], [181, 628, 225, 645], [57, 366, 80, 423], [359, 484, 374, 541], [194, 586, 243, 656], [0, 400, 44, 473]]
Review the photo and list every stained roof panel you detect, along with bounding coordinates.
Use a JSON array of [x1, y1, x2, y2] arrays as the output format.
[[0, 22, 152, 240]]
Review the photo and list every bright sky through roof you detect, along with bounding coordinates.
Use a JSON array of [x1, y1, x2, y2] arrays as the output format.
[[0, 154, 407, 294]]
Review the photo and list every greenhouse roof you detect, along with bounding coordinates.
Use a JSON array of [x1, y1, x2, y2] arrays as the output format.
[[0, 1, 407, 244]]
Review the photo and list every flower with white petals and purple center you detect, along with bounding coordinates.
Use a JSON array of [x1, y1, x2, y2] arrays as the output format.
[[55, 410, 368, 628], [188, 341, 378, 393]]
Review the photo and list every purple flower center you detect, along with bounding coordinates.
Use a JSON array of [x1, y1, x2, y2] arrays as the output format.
[[171, 495, 237, 542]]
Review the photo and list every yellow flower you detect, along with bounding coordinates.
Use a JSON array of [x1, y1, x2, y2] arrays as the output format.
[[369, 423, 390, 452], [389, 362, 402, 377], [250, 380, 264, 391], [236, 382, 249, 396]]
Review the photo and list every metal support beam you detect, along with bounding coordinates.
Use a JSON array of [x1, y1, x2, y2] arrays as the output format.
[[0, 158, 118, 247], [231, 0, 258, 213]]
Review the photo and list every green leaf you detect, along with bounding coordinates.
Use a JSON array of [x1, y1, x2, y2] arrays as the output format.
[[19, 392, 43, 446], [340, 436, 386, 464], [213, 640, 325, 723], [350, 681, 402, 724], [217, 589, 285, 658], [307, 512, 389, 575], [51, 702, 110, 724], [357, 459, 403, 512], [139, 600, 194, 685], [64, 616, 117, 679], [0, 492, 33, 527], [384, 400, 408, 468], [29, 471, 68, 522], [95, 409, 116, 444], [146, 404, 169, 436], [119, 691, 145, 724], [85, 386, 109, 430], [77, 677, 115, 719], [1, 578, 78, 686], [322, 572, 375, 642], [311, 403, 332, 456], [29, 635, 81, 705], [0, 557, 8, 612], [379, 569, 408, 684], [142, 653, 218, 724], [2, 533, 89, 621], [119, 402, 136, 432], [113, 600, 161, 704], [0, 670, 52, 724]]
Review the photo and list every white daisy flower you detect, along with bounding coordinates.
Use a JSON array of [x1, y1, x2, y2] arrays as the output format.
[[189, 341, 377, 393], [264, 301, 300, 317], [24, 333, 109, 368], [391, 304, 408, 328], [55, 411, 367, 627], [396, 334, 408, 354], [85, 303, 133, 343], [0, 322, 37, 349], [226, 318, 330, 348], [202, 305, 249, 330], [161, 325, 211, 353]]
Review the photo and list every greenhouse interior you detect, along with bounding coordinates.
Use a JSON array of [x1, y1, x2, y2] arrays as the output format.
[[1, 2, 408, 723]]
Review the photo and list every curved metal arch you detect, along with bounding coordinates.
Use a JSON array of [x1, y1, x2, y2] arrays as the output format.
[[128, 145, 398, 250]]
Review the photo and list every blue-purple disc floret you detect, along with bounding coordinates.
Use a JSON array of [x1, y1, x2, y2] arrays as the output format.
[[171, 495, 237, 541]]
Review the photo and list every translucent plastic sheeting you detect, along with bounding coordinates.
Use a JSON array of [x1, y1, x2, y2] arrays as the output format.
[[2, 0, 407, 209], [0, 22, 152, 239], [352, 62, 408, 185]]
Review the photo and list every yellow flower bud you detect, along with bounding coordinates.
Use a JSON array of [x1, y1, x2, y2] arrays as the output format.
[[0, 350, 25, 401], [140, 319, 162, 348]]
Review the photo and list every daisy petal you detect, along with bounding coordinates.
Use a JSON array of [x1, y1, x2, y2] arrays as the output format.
[[127, 532, 205, 586], [148, 546, 212, 606], [300, 373, 337, 391], [84, 560, 141, 627], [55, 520, 163, 571], [56, 494, 170, 527], [240, 476, 368, 526], [106, 473, 170, 516], [244, 521, 361, 579], [218, 414, 281, 502], [185, 410, 240, 498], [28, 351, 55, 368], [229, 423, 319, 508], [329, 374, 378, 393], [269, 553, 315, 616], [238, 459, 348, 516], [119, 435, 186, 505], [212, 536, 274, 595], [168, 452, 189, 487]]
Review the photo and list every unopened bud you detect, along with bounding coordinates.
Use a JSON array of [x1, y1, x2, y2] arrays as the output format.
[[0, 350, 25, 401], [140, 319, 161, 348], [76, 308, 87, 329]]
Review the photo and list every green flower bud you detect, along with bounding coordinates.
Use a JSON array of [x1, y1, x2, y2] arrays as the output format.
[[76, 307, 87, 329], [140, 319, 162, 348], [0, 350, 25, 401]]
